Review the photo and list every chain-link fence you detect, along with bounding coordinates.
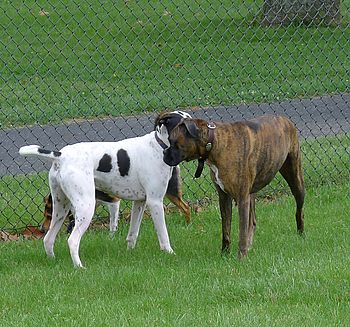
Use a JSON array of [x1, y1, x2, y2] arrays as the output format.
[[1, 1, 350, 233]]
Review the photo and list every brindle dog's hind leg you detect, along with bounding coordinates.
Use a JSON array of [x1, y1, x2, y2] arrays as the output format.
[[279, 144, 305, 234]]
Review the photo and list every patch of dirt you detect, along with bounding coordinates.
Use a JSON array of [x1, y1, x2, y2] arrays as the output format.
[[0, 226, 45, 242]]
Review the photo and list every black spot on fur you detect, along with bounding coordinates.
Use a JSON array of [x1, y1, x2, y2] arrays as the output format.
[[97, 154, 112, 173], [166, 167, 180, 197], [38, 148, 61, 157], [67, 220, 75, 233], [95, 190, 118, 203], [117, 149, 130, 177]]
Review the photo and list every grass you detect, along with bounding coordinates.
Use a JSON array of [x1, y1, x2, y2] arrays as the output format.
[[1, 4, 349, 322], [0, 181, 349, 326], [1, 0, 350, 127]]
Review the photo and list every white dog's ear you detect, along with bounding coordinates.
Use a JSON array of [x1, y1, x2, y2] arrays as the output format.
[[156, 117, 167, 131], [156, 123, 170, 147], [157, 123, 169, 137], [154, 113, 167, 130], [183, 119, 199, 138]]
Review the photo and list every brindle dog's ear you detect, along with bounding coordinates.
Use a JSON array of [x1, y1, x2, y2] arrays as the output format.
[[183, 119, 199, 138]]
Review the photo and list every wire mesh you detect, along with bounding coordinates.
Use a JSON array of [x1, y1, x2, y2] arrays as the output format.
[[1, 1, 350, 232]]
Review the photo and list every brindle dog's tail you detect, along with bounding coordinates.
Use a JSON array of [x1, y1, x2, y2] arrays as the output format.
[[19, 145, 61, 161]]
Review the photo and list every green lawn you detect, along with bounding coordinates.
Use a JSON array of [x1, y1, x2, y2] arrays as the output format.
[[0, 181, 349, 326], [1, 4, 349, 323], [1, 0, 350, 127]]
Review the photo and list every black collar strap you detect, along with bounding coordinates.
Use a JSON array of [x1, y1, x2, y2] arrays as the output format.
[[194, 122, 216, 178], [155, 132, 168, 150]]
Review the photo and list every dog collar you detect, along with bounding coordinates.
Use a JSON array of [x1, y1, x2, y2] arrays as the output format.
[[155, 132, 168, 150], [205, 122, 216, 152], [195, 122, 216, 178]]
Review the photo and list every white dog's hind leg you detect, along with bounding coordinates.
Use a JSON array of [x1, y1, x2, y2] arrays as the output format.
[[44, 182, 70, 258], [108, 200, 121, 234], [147, 198, 174, 254], [126, 200, 146, 249], [67, 201, 95, 268], [61, 169, 95, 268]]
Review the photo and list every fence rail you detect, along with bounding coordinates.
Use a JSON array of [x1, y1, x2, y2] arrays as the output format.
[[1, 1, 350, 232]]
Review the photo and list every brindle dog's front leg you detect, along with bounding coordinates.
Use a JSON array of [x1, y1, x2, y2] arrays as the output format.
[[237, 195, 251, 259], [216, 186, 233, 253]]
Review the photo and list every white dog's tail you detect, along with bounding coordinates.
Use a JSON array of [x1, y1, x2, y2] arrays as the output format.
[[19, 145, 61, 161]]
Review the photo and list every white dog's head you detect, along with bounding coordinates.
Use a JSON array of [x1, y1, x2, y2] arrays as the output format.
[[154, 111, 192, 146]]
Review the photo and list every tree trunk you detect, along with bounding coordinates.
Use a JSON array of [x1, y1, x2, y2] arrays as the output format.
[[261, 0, 341, 26]]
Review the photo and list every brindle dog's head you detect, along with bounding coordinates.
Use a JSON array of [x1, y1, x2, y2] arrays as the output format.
[[161, 116, 205, 166]]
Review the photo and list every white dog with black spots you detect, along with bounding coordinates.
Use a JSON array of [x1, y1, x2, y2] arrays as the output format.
[[19, 110, 191, 268]]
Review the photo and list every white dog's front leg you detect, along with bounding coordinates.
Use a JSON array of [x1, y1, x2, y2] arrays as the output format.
[[147, 198, 174, 254], [126, 200, 146, 249]]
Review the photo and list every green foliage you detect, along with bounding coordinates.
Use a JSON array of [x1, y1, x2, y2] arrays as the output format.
[[0, 173, 48, 232], [0, 182, 349, 325], [1, 1, 350, 127], [302, 134, 350, 185]]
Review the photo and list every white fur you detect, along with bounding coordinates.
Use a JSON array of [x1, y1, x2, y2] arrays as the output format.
[[208, 162, 225, 192], [172, 110, 192, 119], [19, 131, 174, 268]]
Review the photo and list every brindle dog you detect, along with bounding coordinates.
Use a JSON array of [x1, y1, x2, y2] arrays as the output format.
[[161, 114, 305, 258]]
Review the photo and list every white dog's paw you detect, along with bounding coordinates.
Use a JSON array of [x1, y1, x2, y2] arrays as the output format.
[[74, 263, 86, 269], [161, 246, 175, 255], [109, 225, 118, 233], [127, 240, 136, 250], [44, 248, 55, 258], [46, 252, 55, 258], [109, 230, 117, 239]]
